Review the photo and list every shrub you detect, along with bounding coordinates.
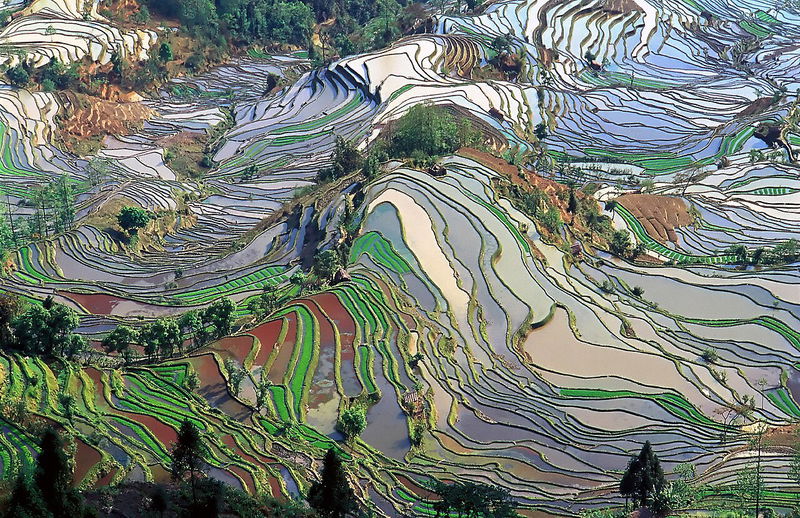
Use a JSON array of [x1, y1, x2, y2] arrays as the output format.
[[6, 65, 30, 87], [388, 103, 480, 162]]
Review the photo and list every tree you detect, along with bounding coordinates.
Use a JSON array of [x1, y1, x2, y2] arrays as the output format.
[[6, 65, 30, 87], [159, 42, 174, 62], [318, 136, 362, 182], [314, 249, 341, 280], [610, 230, 633, 256], [1, 474, 49, 518], [59, 393, 76, 423], [87, 157, 111, 186], [567, 189, 578, 214], [248, 290, 280, 320], [102, 325, 138, 355], [139, 318, 182, 359], [36, 429, 85, 516], [338, 405, 366, 441], [12, 301, 82, 357], [203, 298, 235, 339], [308, 448, 357, 518], [224, 358, 246, 395], [179, 310, 206, 348], [388, 103, 480, 162], [171, 419, 206, 506], [117, 206, 151, 235], [0, 293, 22, 347], [431, 480, 518, 518], [620, 441, 665, 509]]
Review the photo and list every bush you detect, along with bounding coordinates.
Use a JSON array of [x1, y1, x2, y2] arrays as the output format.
[[388, 103, 480, 162], [6, 65, 30, 87], [338, 406, 366, 440], [701, 348, 719, 364]]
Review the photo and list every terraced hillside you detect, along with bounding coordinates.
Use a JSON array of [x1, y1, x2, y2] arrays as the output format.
[[0, 0, 799, 515]]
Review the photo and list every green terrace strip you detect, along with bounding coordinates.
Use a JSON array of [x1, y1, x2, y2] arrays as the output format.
[[172, 265, 288, 305], [559, 388, 724, 429], [0, 122, 46, 179], [246, 48, 271, 59], [110, 415, 171, 464], [740, 20, 772, 37], [349, 231, 413, 274], [14, 246, 65, 284], [755, 10, 780, 24], [269, 385, 293, 421], [616, 205, 738, 264], [766, 388, 800, 418], [747, 186, 798, 196], [683, 316, 800, 350], [268, 93, 364, 136], [579, 70, 678, 90], [463, 190, 531, 254], [569, 125, 754, 175]]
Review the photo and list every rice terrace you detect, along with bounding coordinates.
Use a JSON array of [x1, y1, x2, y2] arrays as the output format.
[[0, 0, 798, 515]]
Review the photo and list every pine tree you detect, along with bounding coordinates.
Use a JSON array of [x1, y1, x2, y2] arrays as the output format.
[[36, 429, 73, 515], [308, 448, 356, 518], [620, 441, 665, 508], [171, 419, 205, 506]]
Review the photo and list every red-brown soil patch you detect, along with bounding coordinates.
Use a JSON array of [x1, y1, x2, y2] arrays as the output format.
[[155, 130, 205, 148], [299, 299, 336, 409], [92, 467, 117, 488], [617, 193, 691, 244], [267, 313, 298, 385], [61, 93, 154, 138], [229, 465, 256, 493], [268, 475, 284, 499], [190, 353, 251, 419], [207, 335, 254, 364], [122, 412, 177, 448], [59, 291, 123, 314], [251, 319, 283, 366], [74, 439, 102, 485]]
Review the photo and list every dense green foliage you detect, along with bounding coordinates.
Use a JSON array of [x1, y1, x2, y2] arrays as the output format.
[[337, 405, 366, 440], [141, 0, 418, 58], [430, 480, 518, 518], [0, 295, 86, 359], [171, 419, 206, 506], [2, 430, 92, 518], [117, 206, 151, 235], [388, 104, 481, 164]]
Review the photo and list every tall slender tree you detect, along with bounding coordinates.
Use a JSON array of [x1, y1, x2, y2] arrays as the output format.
[[171, 419, 205, 506], [308, 448, 356, 518]]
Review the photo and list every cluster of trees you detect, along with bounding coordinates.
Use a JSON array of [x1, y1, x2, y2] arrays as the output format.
[[141, 0, 418, 63], [497, 181, 563, 234], [117, 205, 151, 236], [102, 297, 235, 362], [726, 239, 799, 266], [431, 480, 518, 518], [385, 103, 482, 165], [0, 295, 87, 360], [0, 177, 77, 262], [5, 59, 80, 90]]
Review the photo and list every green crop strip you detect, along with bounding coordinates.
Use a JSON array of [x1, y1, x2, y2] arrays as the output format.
[[559, 388, 723, 429], [349, 232, 412, 274], [683, 316, 800, 351], [616, 205, 737, 264]]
